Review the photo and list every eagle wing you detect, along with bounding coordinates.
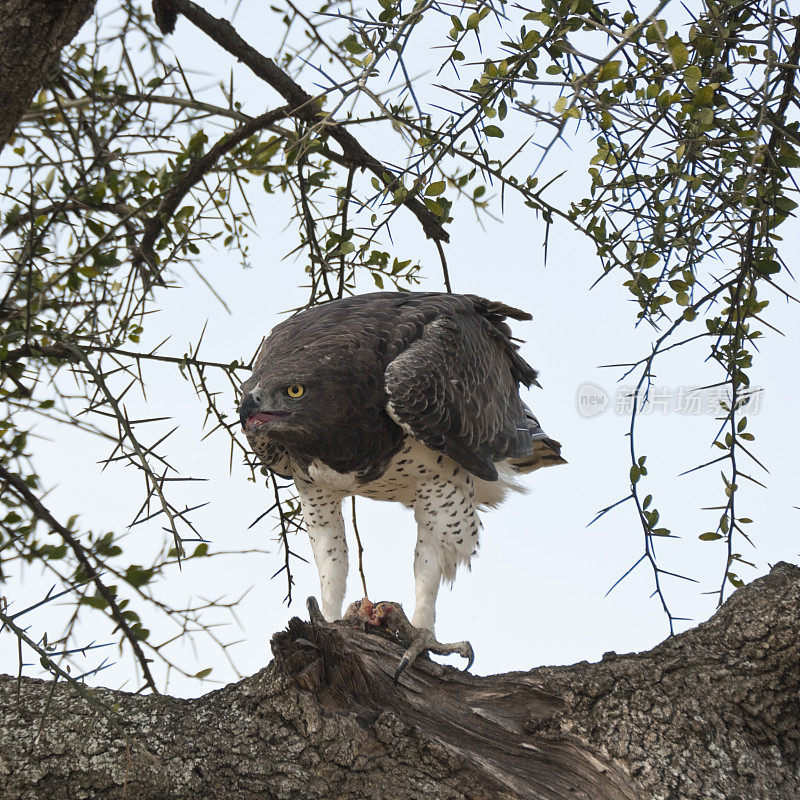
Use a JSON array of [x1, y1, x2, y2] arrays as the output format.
[[384, 296, 561, 481]]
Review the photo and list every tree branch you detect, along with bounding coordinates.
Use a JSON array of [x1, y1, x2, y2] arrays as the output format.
[[0, 0, 96, 153], [0, 463, 159, 694], [133, 105, 292, 273], [163, 0, 450, 243], [3, 562, 800, 799]]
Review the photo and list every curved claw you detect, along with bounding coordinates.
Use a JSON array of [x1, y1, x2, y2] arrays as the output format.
[[462, 645, 475, 672], [393, 656, 411, 685], [394, 631, 475, 684]]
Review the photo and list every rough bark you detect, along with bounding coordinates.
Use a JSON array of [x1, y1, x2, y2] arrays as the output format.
[[0, 0, 96, 154], [1, 562, 798, 800]]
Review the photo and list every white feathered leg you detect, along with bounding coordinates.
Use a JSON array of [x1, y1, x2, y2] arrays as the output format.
[[411, 475, 479, 632], [296, 483, 348, 621], [390, 492, 475, 681], [410, 526, 441, 632]]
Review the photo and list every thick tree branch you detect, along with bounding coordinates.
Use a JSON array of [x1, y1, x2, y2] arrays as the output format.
[[2, 562, 800, 799], [0, 0, 96, 153]]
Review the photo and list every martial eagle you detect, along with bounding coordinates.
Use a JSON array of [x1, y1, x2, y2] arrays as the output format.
[[239, 292, 565, 672]]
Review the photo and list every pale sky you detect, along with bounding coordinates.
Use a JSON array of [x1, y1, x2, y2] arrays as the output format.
[[3, 0, 798, 696]]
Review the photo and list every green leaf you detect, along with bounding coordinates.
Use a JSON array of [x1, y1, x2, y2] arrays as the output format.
[[341, 34, 365, 55], [667, 36, 688, 69], [727, 572, 745, 589], [640, 251, 660, 269], [132, 626, 150, 641], [684, 65, 702, 91], [425, 181, 446, 196], [597, 61, 621, 82], [124, 564, 155, 588], [194, 667, 213, 678], [699, 532, 722, 541], [484, 125, 504, 138], [81, 592, 109, 609], [42, 169, 56, 194], [646, 20, 668, 44], [424, 199, 444, 217], [693, 85, 715, 106]]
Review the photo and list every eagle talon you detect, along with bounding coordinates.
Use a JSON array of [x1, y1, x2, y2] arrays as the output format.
[[306, 596, 327, 626], [394, 656, 411, 684], [341, 599, 474, 683], [394, 628, 475, 683]]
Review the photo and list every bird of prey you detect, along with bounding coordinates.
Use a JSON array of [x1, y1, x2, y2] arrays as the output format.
[[239, 292, 565, 674]]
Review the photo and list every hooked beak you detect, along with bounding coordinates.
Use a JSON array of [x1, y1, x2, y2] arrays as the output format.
[[238, 392, 290, 431]]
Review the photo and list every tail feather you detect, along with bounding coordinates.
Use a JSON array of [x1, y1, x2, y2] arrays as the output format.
[[505, 403, 566, 473]]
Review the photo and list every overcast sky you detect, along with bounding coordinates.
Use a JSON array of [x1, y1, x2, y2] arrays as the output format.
[[3, 0, 798, 697]]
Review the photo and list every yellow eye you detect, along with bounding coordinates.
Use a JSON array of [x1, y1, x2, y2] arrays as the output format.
[[286, 384, 305, 398]]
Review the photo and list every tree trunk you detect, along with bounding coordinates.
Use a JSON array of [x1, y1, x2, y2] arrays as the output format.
[[1, 562, 798, 800], [0, 0, 96, 154]]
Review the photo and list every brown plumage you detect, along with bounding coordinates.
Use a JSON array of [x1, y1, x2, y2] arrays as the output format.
[[240, 292, 563, 481]]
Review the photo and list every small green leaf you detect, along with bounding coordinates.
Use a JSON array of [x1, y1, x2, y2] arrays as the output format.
[[684, 65, 702, 91], [597, 61, 621, 82], [484, 125, 504, 138], [124, 564, 155, 588], [425, 181, 446, 196], [646, 20, 668, 44], [667, 36, 688, 69], [693, 85, 715, 106], [727, 572, 745, 589], [699, 532, 722, 541]]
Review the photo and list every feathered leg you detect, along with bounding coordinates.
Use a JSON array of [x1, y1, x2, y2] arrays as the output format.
[[410, 527, 441, 631], [411, 476, 479, 629], [378, 481, 476, 680], [296, 483, 348, 621]]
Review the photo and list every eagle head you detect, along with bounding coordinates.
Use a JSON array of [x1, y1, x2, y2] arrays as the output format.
[[238, 371, 317, 443], [238, 350, 385, 461], [238, 304, 408, 473]]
